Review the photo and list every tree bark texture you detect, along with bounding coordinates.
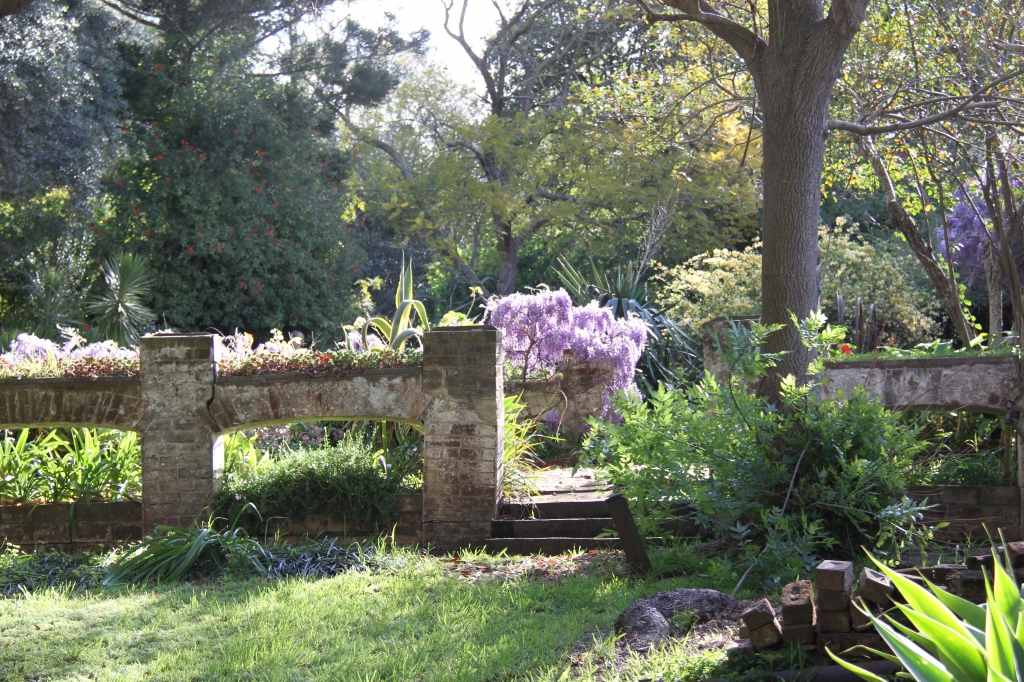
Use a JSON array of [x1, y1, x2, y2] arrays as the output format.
[[747, 1, 867, 392], [984, 240, 1004, 349], [0, 0, 34, 18]]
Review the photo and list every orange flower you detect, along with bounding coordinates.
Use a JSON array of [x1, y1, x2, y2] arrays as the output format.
[[155, 64, 163, 71], [840, 344, 852, 355], [155, 155, 163, 161]]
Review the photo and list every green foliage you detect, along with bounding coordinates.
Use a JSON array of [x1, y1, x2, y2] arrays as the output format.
[[503, 395, 544, 501], [656, 226, 942, 346], [103, 514, 271, 585], [100, 59, 362, 341], [0, 428, 141, 504], [585, 318, 931, 586], [907, 412, 1011, 487], [84, 252, 155, 345], [0, 546, 109, 596], [832, 548, 1024, 682], [358, 255, 430, 351], [211, 439, 403, 533]]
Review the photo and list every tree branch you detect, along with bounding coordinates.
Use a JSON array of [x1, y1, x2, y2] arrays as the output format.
[[636, 0, 763, 64], [336, 111, 416, 181], [829, 68, 1024, 135]]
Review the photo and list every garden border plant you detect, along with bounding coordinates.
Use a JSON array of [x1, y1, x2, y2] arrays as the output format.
[[585, 313, 936, 588]]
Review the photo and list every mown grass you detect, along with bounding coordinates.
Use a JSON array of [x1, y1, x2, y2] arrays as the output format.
[[0, 548, 740, 682]]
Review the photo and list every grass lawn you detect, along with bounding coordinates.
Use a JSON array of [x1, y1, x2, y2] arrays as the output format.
[[0, 549, 738, 682]]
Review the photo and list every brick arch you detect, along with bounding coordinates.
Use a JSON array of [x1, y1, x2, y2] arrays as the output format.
[[207, 369, 431, 434], [0, 377, 145, 432]]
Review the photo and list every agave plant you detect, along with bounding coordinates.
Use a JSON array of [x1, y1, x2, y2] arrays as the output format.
[[555, 256, 700, 388], [832, 545, 1024, 681], [360, 254, 429, 351], [85, 252, 155, 346]]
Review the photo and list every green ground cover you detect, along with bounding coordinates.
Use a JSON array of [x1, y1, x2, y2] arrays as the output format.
[[0, 548, 746, 682]]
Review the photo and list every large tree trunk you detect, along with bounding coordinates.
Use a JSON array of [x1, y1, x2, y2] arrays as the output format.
[[494, 215, 521, 296], [752, 19, 862, 395]]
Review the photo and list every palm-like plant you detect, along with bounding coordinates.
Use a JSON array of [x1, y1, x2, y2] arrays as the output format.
[[555, 256, 700, 388], [833, 546, 1024, 682], [85, 253, 155, 346], [360, 254, 429, 351]]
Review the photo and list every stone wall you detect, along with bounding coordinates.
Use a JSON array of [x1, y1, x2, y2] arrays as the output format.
[[906, 485, 1021, 542], [507, 353, 613, 434], [420, 326, 504, 549], [0, 327, 505, 550], [0, 501, 143, 552]]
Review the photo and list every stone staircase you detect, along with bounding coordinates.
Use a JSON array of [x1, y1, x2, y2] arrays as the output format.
[[485, 467, 651, 556]]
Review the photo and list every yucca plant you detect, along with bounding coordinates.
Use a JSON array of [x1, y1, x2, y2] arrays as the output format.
[[360, 254, 429, 351], [85, 252, 155, 346], [832, 544, 1024, 681]]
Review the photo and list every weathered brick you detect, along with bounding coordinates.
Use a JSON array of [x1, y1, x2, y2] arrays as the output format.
[[740, 599, 777, 631], [817, 589, 851, 612], [749, 621, 783, 651], [817, 560, 854, 592], [780, 580, 815, 625], [819, 609, 852, 633], [859, 567, 894, 605]]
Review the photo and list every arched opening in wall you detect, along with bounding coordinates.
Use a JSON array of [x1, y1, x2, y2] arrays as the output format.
[[1, 427, 142, 505], [0, 427, 143, 551], [900, 409, 1019, 543], [903, 409, 1014, 487], [212, 420, 423, 545]]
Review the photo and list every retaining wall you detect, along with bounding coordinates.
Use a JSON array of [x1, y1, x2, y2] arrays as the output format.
[[0, 501, 143, 552], [907, 485, 1021, 542], [0, 327, 504, 550]]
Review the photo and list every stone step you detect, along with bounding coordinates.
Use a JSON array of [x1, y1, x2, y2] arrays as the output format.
[[490, 517, 615, 539], [484, 537, 621, 555], [497, 499, 610, 519]]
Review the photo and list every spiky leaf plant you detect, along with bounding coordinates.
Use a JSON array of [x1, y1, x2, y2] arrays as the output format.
[[85, 252, 155, 346], [360, 254, 429, 351], [832, 544, 1024, 681]]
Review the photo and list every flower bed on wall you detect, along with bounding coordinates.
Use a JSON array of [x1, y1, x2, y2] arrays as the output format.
[[216, 332, 421, 377], [0, 332, 422, 380], [0, 334, 138, 379]]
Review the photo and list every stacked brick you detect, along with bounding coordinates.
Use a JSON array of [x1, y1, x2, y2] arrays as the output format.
[[732, 558, 946, 663]]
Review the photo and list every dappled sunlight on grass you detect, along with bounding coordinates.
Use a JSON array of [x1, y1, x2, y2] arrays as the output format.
[[0, 550, 703, 681]]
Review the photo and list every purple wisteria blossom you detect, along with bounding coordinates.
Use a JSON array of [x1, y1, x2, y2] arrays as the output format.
[[938, 175, 1023, 287], [487, 289, 647, 421]]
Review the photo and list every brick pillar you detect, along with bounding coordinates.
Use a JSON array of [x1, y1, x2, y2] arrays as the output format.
[[421, 326, 504, 550], [139, 333, 220, 531]]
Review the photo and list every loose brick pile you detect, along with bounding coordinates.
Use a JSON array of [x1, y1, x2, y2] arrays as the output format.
[[728, 546, 1024, 663]]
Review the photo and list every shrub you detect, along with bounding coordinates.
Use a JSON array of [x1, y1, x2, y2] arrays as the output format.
[[211, 438, 403, 534], [655, 226, 941, 346], [585, 316, 932, 587], [485, 288, 647, 418], [103, 518, 379, 585]]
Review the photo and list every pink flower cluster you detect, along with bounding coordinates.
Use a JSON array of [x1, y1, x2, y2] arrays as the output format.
[[486, 289, 647, 407]]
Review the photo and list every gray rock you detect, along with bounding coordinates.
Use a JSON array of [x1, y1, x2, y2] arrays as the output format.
[[614, 588, 742, 649]]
